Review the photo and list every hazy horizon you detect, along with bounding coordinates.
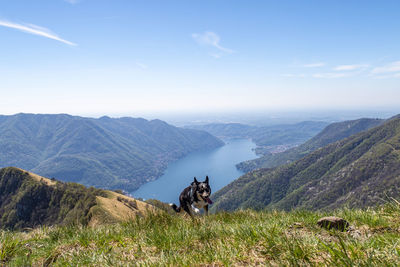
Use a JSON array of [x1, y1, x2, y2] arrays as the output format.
[[1, 1, 399, 115], [1, 108, 398, 127]]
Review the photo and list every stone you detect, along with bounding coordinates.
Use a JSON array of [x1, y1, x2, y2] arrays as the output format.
[[317, 216, 349, 231]]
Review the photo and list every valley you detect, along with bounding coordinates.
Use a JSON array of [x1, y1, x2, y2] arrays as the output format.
[[212, 116, 400, 212], [0, 114, 223, 192], [186, 120, 329, 156], [132, 138, 258, 203], [2, 112, 400, 266], [237, 118, 384, 172]]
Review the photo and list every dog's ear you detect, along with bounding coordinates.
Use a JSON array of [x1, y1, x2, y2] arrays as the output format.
[[205, 176, 209, 184], [193, 177, 199, 184]]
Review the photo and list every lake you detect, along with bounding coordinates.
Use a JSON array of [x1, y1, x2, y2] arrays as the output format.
[[132, 139, 258, 203]]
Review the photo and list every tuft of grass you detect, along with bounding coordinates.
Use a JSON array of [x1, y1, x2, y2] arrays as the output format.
[[1, 204, 400, 266], [0, 231, 23, 263]]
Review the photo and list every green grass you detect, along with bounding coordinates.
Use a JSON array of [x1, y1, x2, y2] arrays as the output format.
[[2, 204, 400, 266]]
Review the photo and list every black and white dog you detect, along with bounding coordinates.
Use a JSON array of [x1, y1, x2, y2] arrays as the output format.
[[170, 176, 212, 217]]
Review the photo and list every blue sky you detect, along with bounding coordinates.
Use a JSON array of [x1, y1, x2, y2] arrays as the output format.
[[0, 0, 400, 117]]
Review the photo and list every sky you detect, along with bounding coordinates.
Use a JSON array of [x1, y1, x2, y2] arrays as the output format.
[[0, 0, 400, 117]]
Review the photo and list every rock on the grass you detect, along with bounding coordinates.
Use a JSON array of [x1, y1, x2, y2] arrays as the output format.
[[317, 216, 349, 231]]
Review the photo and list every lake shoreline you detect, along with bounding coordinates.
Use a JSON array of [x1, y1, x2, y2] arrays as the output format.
[[132, 139, 258, 203]]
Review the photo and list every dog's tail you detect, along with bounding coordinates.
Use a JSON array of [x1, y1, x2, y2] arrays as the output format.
[[169, 203, 181, 212]]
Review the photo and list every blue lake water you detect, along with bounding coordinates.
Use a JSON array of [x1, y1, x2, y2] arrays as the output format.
[[132, 139, 258, 203]]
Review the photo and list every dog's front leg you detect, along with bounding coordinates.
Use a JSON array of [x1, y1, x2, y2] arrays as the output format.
[[191, 204, 200, 214], [204, 205, 209, 216]]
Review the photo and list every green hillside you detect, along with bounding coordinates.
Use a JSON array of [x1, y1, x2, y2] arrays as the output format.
[[237, 118, 384, 172], [212, 117, 400, 212], [0, 167, 154, 230], [187, 121, 328, 153], [0, 113, 223, 191], [2, 203, 400, 266]]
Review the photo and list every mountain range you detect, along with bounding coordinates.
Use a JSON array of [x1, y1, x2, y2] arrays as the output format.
[[186, 121, 329, 155], [237, 118, 384, 172], [0, 113, 223, 191], [211, 116, 400, 212]]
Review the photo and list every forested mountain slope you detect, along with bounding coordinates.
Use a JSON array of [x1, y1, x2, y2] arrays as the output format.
[[237, 118, 383, 172], [0, 114, 223, 191], [187, 121, 328, 154], [212, 117, 400, 211], [0, 167, 154, 230]]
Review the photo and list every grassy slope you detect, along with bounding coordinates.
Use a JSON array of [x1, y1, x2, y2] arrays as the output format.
[[212, 117, 400, 212], [89, 191, 156, 227], [237, 118, 384, 172], [1, 203, 400, 266], [0, 167, 154, 230]]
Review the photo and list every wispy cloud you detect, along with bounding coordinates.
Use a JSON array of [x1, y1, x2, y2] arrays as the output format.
[[192, 31, 234, 54], [281, 73, 306, 78], [285, 60, 400, 79], [312, 72, 356, 79], [372, 74, 400, 79], [371, 61, 400, 74], [283, 72, 358, 79], [303, 62, 325, 68], [136, 62, 148, 70], [210, 53, 222, 59], [64, 0, 80, 4], [372, 72, 400, 79], [0, 19, 76, 46], [334, 64, 369, 71]]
